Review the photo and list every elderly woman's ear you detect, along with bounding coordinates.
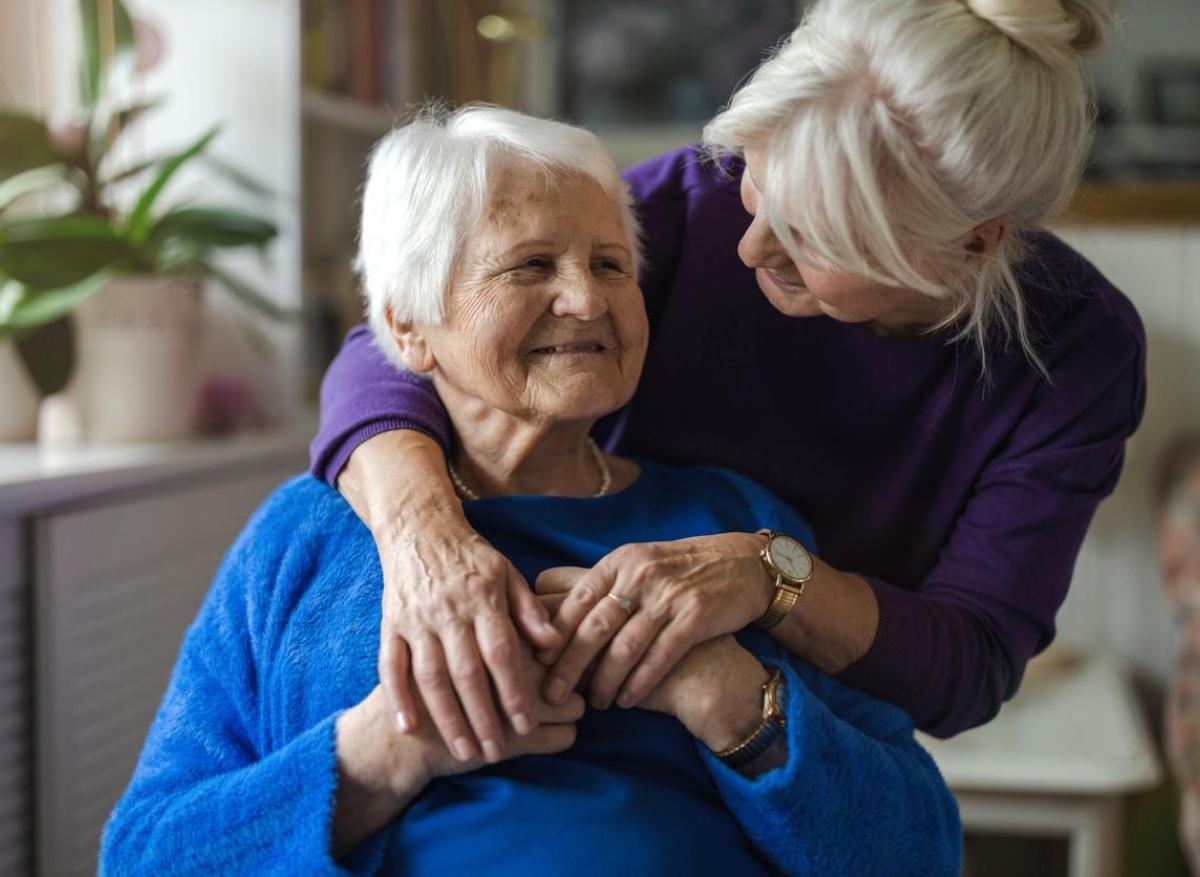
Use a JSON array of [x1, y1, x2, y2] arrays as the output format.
[[386, 306, 437, 374]]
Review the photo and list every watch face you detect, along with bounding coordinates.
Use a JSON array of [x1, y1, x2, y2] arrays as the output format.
[[770, 535, 812, 582]]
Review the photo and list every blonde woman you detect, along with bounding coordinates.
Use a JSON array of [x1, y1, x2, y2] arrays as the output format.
[[312, 0, 1145, 763]]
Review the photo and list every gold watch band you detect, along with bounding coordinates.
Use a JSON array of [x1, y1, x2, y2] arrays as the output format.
[[754, 578, 803, 629], [713, 669, 787, 766]]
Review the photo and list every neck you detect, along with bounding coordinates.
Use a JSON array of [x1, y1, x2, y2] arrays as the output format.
[[864, 293, 957, 339], [438, 387, 605, 499]]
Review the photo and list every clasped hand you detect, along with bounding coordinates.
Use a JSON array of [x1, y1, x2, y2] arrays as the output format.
[[376, 526, 773, 759]]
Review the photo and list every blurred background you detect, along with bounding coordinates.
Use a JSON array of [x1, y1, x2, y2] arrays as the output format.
[[1, 1, 1198, 874]]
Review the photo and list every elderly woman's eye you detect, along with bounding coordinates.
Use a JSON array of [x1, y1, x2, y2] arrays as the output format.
[[593, 259, 627, 274], [519, 257, 553, 271]]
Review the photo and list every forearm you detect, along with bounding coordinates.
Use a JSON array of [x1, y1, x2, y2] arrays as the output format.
[[835, 579, 1018, 736], [766, 556, 879, 675], [337, 429, 461, 536], [102, 717, 377, 877], [333, 704, 429, 857], [675, 648, 784, 780]]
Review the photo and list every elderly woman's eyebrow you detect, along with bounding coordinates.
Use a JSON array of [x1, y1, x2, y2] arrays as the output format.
[[593, 242, 633, 257]]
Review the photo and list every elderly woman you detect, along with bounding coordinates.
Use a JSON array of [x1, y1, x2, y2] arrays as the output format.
[[101, 107, 959, 876], [311, 0, 1145, 760]]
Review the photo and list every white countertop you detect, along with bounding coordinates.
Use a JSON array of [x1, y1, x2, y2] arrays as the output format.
[[918, 653, 1162, 796], [0, 422, 314, 516]]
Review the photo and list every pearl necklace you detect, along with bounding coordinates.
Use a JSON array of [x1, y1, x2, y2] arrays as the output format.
[[448, 438, 612, 501]]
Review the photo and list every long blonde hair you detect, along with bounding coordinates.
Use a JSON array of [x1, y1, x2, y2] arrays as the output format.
[[704, 0, 1117, 375]]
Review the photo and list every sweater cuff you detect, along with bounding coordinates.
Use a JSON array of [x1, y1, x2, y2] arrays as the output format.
[[834, 576, 933, 724], [318, 419, 444, 486], [305, 712, 389, 876]]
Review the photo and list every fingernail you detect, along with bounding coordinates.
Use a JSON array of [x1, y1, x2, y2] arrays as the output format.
[[395, 710, 414, 733], [512, 712, 533, 735], [482, 740, 502, 763], [616, 693, 633, 709], [546, 678, 567, 703], [590, 694, 607, 710], [453, 737, 474, 761]]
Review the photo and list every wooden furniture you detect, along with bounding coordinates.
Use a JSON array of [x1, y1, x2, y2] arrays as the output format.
[[0, 429, 310, 876], [919, 655, 1162, 877]]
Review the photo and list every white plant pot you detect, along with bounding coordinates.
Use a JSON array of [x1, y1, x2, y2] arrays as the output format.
[[73, 273, 204, 443], [0, 340, 40, 441]]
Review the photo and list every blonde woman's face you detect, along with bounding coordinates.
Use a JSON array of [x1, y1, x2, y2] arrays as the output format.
[[738, 147, 944, 333]]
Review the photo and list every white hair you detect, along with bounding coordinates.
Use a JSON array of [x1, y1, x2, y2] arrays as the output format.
[[357, 103, 642, 367], [703, 0, 1116, 375]]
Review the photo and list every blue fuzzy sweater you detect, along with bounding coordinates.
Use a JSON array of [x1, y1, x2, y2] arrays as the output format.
[[101, 461, 960, 875]]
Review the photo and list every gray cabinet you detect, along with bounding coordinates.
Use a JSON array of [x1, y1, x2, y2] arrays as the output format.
[[0, 431, 309, 876]]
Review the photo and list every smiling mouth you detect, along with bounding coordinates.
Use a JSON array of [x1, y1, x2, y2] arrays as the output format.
[[766, 268, 806, 290], [527, 341, 609, 355]]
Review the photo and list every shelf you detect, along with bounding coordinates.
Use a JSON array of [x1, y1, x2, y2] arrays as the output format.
[[0, 421, 314, 516], [301, 89, 395, 137], [1061, 181, 1200, 225]]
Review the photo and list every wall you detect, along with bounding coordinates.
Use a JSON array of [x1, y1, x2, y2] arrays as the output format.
[[1052, 224, 1200, 685], [31, 0, 304, 422]]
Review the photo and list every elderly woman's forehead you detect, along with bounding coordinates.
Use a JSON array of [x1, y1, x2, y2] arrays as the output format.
[[481, 167, 620, 227]]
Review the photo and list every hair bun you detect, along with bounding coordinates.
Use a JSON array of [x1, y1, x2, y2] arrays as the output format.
[[964, 0, 1114, 65]]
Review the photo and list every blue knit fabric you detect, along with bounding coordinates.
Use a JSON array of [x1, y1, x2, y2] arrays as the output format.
[[101, 461, 961, 875]]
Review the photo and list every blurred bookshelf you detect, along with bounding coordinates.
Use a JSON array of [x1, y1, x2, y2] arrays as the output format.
[[296, 0, 806, 379]]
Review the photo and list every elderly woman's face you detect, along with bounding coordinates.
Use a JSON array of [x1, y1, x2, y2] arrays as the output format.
[[408, 160, 647, 424]]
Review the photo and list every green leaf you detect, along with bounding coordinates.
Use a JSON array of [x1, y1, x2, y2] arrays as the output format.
[[0, 273, 108, 332], [99, 152, 173, 187], [88, 97, 164, 169], [201, 260, 298, 323], [199, 154, 277, 199], [79, 0, 136, 109], [123, 127, 220, 245], [0, 166, 68, 213], [0, 112, 62, 180], [0, 215, 131, 288], [149, 207, 277, 250]]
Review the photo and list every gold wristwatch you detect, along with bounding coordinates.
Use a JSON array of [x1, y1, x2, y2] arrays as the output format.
[[753, 529, 813, 629], [714, 669, 787, 767]]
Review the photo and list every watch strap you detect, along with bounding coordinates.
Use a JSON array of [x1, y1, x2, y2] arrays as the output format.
[[754, 577, 802, 629], [714, 670, 787, 768]]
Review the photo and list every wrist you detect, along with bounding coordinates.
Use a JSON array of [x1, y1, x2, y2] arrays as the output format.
[[339, 431, 462, 539], [333, 697, 429, 855], [691, 658, 771, 752]]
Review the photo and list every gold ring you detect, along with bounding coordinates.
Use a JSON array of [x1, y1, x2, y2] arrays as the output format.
[[606, 593, 635, 616]]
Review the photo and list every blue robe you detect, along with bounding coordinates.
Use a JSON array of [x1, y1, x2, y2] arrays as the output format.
[[101, 460, 961, 875]]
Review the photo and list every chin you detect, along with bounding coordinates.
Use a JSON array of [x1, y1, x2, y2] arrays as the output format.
[[754, 269, 819, 318]]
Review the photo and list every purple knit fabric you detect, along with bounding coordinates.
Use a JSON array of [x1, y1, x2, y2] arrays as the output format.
[[309, 146, 1146, 737]]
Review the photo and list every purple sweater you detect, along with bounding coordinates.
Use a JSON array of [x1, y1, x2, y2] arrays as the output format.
[[310, 146, 1146, 737]]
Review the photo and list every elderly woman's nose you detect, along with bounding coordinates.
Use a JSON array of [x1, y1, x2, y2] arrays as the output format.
[[737, 211, 785, 268], [550, 273, 608, 320]]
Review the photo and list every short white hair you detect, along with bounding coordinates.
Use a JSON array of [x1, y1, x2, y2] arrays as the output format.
[[357, 104, 642, 367], [703, 0, 1116, 374]]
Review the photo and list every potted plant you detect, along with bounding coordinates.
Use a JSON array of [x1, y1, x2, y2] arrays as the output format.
[[0, 0, 292, 442]]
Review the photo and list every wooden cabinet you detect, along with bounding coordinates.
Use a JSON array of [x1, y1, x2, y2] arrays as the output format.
[[0, 431, 309, 876]]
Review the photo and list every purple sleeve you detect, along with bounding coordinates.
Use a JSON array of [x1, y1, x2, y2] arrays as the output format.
[[839, 311, 1147, 737], [308, 325, 452, 485]]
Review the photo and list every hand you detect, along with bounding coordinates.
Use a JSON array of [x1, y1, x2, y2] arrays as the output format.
[[377, 523, 562, 761], [334, 652, 584, 855], [338, 430, 562, 763], [637, 634, 770, 752], [535, 534, 774, 711]]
